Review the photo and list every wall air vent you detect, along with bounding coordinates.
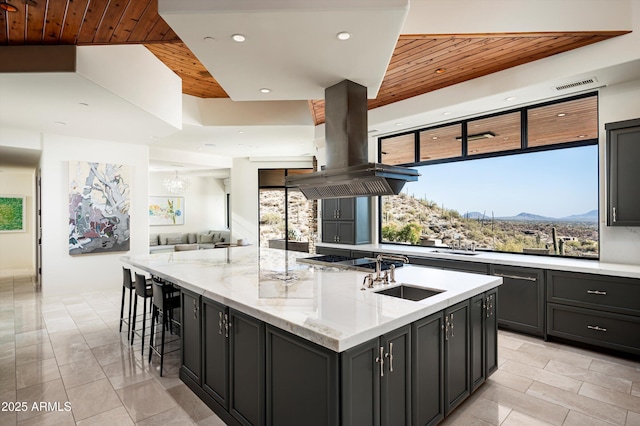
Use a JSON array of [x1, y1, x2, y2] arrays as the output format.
[[554, 77, 598, 92]]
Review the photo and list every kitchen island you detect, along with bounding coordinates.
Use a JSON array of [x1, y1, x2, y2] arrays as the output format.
[[123, 247, 502, 426]]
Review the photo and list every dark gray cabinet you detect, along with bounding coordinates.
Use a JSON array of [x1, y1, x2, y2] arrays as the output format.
[[341, 325, 411, 426], [184, 295, 265, 426], [606, 118, 640, 226], [547, 270, 640, 355], [490, 265, 545, 336], [229, 309, 265, 426], [444, 301, 470, 416], [412, 312, 445, 426], [181, 289, 201, 385], [470, 289, 498, 393], [203, 298, 228, 408], [322, 197, 371, 244], [266, 326, 339, 426]]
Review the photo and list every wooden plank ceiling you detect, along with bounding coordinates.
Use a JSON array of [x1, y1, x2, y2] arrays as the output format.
[[0, 1, 628, 124]]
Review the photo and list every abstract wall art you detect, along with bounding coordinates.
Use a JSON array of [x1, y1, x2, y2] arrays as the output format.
[[69, 162, 131, 255], [0, 196, 26, 232], [149, 196, 185, 225]]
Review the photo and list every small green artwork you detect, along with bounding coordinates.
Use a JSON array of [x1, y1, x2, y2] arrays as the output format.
[[0, 196, 25, 232]]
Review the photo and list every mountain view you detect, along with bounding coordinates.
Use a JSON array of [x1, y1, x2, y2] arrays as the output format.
[[382, 193, 599, 258]]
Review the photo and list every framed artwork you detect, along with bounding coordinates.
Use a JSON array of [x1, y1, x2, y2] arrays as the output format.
[[149, 196, 185, 225], [69, 162, 131, 255], [0, 195, 26, 232]]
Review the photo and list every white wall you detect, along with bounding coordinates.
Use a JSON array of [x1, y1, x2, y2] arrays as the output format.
[[598, 78, 640, 265], [149, 171, 227, 234], [230, 157, 314, 246], [40, 134, 150, 296], [0, 167, 36, 272]]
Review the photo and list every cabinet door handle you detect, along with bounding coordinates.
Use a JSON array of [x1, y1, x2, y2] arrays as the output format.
[[613, 207, 617, 223], [224, 313, 230, 338], [493, 273, 537, 282], [385, 342, 394, 373], [193, 299, 198, 319], [587, 290, 607, 295], [450, 313, 454, 338], [375, 346, 385, 377], [218, 312, 223, 334], [587, 325, 607, 332], [445, 316, 449, 341]]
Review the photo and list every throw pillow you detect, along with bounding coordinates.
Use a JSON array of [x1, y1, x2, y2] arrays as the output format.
[[198, 233, 214, 244], [149, 234, 159, 246], [166, 236, 184, 245], [187, 233, 197, 244]]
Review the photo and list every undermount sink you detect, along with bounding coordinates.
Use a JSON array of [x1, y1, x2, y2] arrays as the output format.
[[374, 284, 444, 301]]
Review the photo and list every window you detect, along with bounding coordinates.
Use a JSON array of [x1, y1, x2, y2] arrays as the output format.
[[258, 168, 317, 254], [419, 123, 462, 161], [379, 93, 599, 259], [380, 133, 416, 165]]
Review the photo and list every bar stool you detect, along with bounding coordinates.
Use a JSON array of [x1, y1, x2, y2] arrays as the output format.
[[119, 267, 135, 340], [148, 278, 181, 376], [130, 272, 153, 355]]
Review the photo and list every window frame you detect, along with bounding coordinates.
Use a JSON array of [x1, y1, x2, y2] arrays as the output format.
[[377, 91, 600, 259]]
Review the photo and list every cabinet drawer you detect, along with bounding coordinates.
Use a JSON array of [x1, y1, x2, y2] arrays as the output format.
[[547, 271, 640, 316], [547, 303, 640, 355]]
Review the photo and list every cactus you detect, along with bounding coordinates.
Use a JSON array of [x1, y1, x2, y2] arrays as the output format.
[[552, 227, 559, 254]]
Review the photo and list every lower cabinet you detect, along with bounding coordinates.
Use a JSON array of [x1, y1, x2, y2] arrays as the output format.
[[546, 270, 640, 355], [412, 312, 445, 426], [266, 326, 339, 426], [470, 289, 498, 393], [183, 295, 265, 426], [341, 325, 412, 426], [181, 289, 202, 385], [444, 301, 470, 416], [490, 265, 545, 336], [182, 290, 499, 426]]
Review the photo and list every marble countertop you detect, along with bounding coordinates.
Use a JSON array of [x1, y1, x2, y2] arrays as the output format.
[[122, 247, 502, 352], [318, 243, 640, 279]]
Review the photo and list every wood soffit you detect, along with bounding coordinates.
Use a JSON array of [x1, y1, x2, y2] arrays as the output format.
[[0, 1, 629, 125]]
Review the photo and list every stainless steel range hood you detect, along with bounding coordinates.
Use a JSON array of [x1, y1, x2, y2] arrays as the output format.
[[286, 80, 419, 199]]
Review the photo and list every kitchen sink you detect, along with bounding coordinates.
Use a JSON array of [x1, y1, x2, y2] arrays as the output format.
[[374, 284, 444, 301]]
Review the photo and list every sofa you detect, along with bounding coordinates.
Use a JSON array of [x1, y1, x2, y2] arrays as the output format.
[[149, 229, 231, 253]]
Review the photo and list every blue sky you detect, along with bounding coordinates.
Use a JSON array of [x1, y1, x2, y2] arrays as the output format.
[[404, 145, 598, 218]]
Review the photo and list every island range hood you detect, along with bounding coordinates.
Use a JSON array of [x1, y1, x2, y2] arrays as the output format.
[[286, 80, 419, 200]]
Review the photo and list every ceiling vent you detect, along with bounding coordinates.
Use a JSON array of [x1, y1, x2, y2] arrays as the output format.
[[553, 77, 598, 92]]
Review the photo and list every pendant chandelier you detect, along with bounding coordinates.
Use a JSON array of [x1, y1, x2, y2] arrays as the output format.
[[164, 171, 190, 195]]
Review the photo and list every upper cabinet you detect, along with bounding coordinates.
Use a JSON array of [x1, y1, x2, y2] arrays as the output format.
[[606, 118, 640, 226], [321, 197, 371, 244]]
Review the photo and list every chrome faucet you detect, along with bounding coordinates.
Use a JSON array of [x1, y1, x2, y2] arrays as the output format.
[[374, 254, 409, 283]]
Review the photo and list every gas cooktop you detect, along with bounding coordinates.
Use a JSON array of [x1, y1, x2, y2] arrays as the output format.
[[297, 255, 404, 272]]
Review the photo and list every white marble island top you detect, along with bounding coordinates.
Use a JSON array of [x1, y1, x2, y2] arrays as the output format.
[[122, 247, 502, 352]]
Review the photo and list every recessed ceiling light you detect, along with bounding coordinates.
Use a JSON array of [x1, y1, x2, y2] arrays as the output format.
[[54, 121, 66, 126], [0, 3, 18, 12], [149, 135, 159, 139], [231, 34, 246, 42], [395, 123, 403, 126], [204, 143, 216, 147], [435, 68, 446, 74], [203, 36, 215, 43], [260, 88, 271, 94], [443, 111, 452, 115], [79, 102, 89, 107], [237, 130, 244, 134], [505, 96, 516, 101], [557, 113, 567, 117], [431, 136, 438, 140], [336, 31, 351, 41], [577, 134, 587, 138]]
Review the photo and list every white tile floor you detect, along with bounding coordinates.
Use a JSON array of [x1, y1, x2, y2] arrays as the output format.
[[1, 270, 639, 425]]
